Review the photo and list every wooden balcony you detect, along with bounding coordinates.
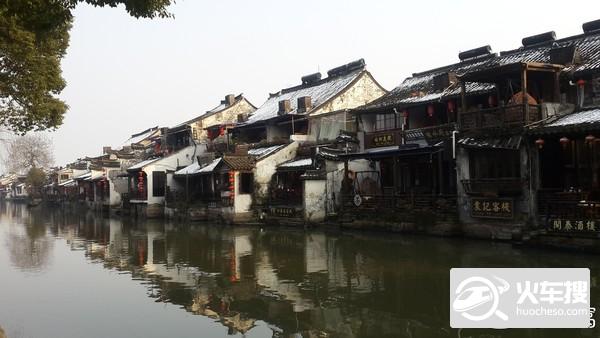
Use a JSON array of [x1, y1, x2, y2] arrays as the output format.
[[458, 104, 541, 132], [461, 178, 524, 196]]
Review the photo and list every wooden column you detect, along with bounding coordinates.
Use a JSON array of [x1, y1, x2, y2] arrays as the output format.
[[553, 71, 561, 103], [459, 81, 467, 129], [438, 152, 444, 195], [521, 64, 529, 123]]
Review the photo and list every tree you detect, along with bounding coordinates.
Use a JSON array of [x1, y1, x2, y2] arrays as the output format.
[[0, 1, 174, 133], [26, 166, 46, 197], [4, 134, 54, 173]]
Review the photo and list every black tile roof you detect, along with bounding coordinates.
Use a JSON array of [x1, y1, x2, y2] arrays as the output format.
[[358, 31, 600, 113]]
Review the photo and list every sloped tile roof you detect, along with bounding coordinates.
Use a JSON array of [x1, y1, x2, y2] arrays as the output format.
[[222, 156, 255, 171], [359, 32, 600, 112], [247, 144, 286, 160], [243, 70, 364, 125], [531, 107, 600, 134]]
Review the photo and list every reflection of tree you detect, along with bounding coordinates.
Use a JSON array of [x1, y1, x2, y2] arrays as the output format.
[[5, 206, 53, 272]]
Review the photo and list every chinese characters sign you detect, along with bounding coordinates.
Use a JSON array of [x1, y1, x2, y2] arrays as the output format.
[[270, 207, 297, 218], [470, 198, 514, 219], [548, 219, 598, 233], [371, 133, 395, 147]]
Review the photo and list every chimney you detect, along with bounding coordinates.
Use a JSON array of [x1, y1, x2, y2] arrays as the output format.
[[103, 146, 112, 154], [297, 96, 312, 113], [458, 45, 492, 61], [301, 72, 321, 85], [550, 45, 581, 65], [522, 31, 556, 47], [583, 19, 600, 34], [224, 94, 235, 106], [278, 99, 291, 115]]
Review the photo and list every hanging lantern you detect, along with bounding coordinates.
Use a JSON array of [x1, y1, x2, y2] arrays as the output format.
[[137, 172, 144, 194], [585, 134, 596, 144], [535, 138, 545, 149], [577, 79, 586, 88], [447, 100, 455, 113], [559, 136, 570, 149], [427, 104, 435, 117], [401, 110, 409, 118], [228, 172, 235, 201], [487, 95, 497, 107]]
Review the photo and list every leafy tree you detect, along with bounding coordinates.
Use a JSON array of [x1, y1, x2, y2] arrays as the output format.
[[26, 166, 46, 196], [4, 134, 54, 173], [0, 1, 174, 133]]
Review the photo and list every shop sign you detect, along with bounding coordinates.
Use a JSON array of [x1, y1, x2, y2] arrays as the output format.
[[372, 133, 395, 147], [270, 207, 297, 218], [548, 219, 598, 233], [471, 198, 514, 219]]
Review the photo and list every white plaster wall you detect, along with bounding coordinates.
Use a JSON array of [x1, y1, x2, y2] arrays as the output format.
[[143, 145, 198, 205], [253, 142, 299, 203], [311, 72, 387, 116], [234, 171, 252, 214], [304, 179, 327, 222], [192, 99, 255, 142], [266, 123, 290, 143], [325, 159, 371, 213]]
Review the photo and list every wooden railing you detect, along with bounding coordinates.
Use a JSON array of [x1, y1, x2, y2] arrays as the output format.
[[459, 104, 541, 131], [461, 178, 524, 196]]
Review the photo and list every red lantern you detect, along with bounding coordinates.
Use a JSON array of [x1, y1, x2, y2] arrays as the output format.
[[535, 138, 545, 149], [401, 110, 409, 118], [427, 104, 435, 117], [585, 134, 596, 144], [559, 136, 570, 149], [577, 79, 586, 88], [447, 100, 455, 113], [137, 172, 144, 194], [488, 95, 497, 107]]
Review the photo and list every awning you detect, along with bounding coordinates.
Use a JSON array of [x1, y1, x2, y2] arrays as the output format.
[[530, 107, 600, 135], [86, 172, 105, 181], [127, 158, 160, 172], [175, 158, 222, 176], [338, 144, 443, 160], [58, 179, 76, 187], [73, 172, 92, 181], [277, 158, 314, 172], [457, 135, 522, 150]]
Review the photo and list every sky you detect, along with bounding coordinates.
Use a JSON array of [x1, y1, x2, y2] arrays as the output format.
[[44, 0, 600, 166]]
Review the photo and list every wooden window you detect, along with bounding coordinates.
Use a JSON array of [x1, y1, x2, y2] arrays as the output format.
[[375, 113, 396, 131], [152, 171, 166, 197], [239, 173, 254, 194]]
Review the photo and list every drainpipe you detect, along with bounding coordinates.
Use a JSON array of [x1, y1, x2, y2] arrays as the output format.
[[452, 130, 458, 159]]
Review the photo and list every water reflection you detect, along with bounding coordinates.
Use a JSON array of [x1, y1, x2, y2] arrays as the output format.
[[2, 203, 54, 273], [1, 203, 599, 338]]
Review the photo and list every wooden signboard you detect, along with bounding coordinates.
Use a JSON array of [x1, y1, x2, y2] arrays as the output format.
[[548, 219, 598, 233], [470, 198, 514, 219], [270, 207, 297, 218], [372, 133, 395, 147]]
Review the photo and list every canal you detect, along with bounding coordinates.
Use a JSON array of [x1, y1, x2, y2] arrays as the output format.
[[0, 202, 598, 338]]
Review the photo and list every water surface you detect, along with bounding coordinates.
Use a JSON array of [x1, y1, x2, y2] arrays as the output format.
[[0, 203, 598, 337]]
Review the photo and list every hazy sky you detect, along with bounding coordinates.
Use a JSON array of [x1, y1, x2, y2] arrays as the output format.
[[46, 0, 600, 165]]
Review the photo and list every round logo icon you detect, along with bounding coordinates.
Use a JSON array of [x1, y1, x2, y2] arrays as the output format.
[[453, 276, 509, 321], [353, 194, 362, 207]]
